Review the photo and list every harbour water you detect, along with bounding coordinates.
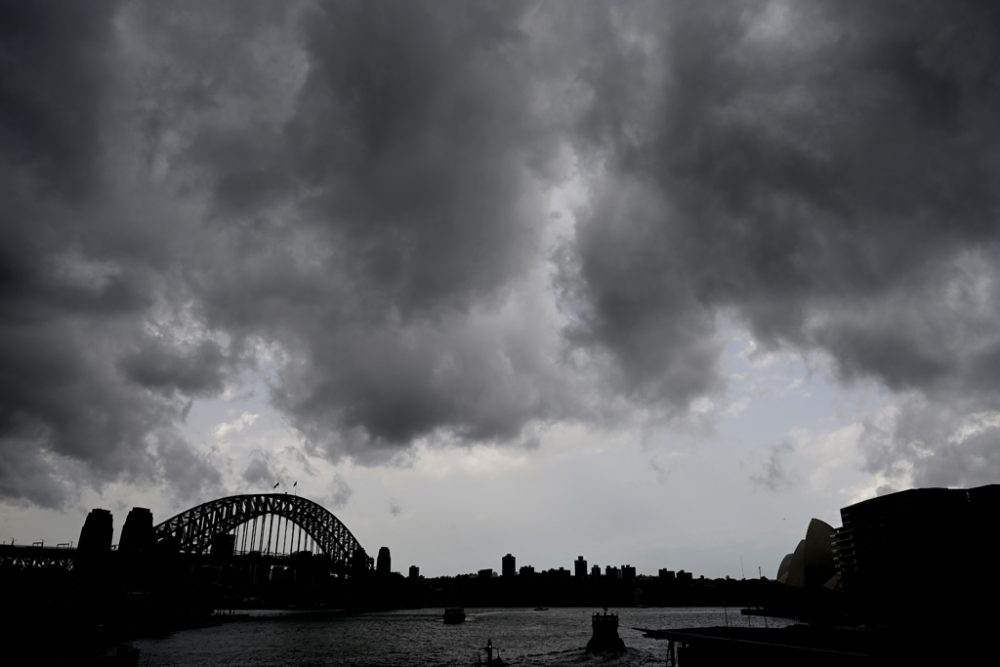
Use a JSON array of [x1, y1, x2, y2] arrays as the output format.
[[135, 607, 793, 666]]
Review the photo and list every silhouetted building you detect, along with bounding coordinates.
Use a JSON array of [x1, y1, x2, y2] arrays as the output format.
[[377, 546, 391, 575], [834, 484, 1000, 624], [519, 565, 535, 576], [478, 568, 494, 579], [351, 546, 372, 573], [409, 565, 420, 579], [776, 518, 836, 589], [78, 508, 113, 554], [575, 555, 587, 578], [119, 507, 153, 554], [621, 564, 636, 581], [605, 565, 620, 579], [591, 564, 601, 578], [502, 553, 516, 578], [677, 570, 693, 584], [658, 568, 676, 583]]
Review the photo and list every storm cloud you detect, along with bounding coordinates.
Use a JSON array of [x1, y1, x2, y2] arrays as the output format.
[[4, 0, 1000, 507], [565, 0, 1000, 482]]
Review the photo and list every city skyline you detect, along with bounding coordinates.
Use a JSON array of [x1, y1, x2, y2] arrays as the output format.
[[5, 1, 1000, 579]]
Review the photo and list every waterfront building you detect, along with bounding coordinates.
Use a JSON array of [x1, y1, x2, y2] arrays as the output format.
[[591, 564, 601, 578], [575, 555, 587, 578], [408, 565, 420, 579], [775, 518, 836, 589], [834, 484, 1000, 623], [502, 552, 516, 578], [376, 546, 391, 574]]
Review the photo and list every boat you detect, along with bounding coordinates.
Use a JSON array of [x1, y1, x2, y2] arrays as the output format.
[[443, 606, 466, 624], [586, 608, 626, 654], [477, 638, 506, 666]]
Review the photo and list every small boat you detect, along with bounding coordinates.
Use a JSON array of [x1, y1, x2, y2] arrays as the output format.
[[444, 606, 466, 624], [477, 638, 506, 666]]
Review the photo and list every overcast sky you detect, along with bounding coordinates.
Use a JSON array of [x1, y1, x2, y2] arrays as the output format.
[[3, 0, 1000, 578]]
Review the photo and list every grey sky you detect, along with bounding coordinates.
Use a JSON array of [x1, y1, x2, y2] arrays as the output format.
[[3, 0, 1000, 577]]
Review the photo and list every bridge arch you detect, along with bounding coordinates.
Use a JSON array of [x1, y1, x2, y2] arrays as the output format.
[[153, 494, 369, 572]]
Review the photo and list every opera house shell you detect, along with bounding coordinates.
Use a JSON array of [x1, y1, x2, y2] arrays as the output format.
[[775, 518, 837, 590]]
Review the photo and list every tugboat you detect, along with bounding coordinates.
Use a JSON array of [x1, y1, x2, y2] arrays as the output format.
[[586, 608, 626, 654], [477, 638, 506, 666], [444, 606, 466, 624]]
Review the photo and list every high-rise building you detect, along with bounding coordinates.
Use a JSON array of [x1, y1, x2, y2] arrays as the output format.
[[408, 565, 420, 579], [621, 564, 636, 581], [575, 555, 587, 578], [591, 564, 601, 578], [376, 546, 391, 575], [502, 553, 516, 578]]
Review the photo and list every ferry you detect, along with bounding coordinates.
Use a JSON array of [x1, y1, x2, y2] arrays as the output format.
[[586, 608, 626, 654]]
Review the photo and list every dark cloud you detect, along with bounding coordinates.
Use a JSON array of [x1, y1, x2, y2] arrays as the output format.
[[119, 339, 230, 397], [0, 0, 119, 196], [6, 0, 1000, 507], [0, 438, 72, 508], [325, 473, 353, 511], [3, 0, 572, 506], [861, 397, 1000, 489], [242, 456, 277, 488], [174, 0, 575, 460], [565, 0, 1000, 483], [0, 0, 237, 506], [751, 442, 795, 492], [155, 431, 222, 502]]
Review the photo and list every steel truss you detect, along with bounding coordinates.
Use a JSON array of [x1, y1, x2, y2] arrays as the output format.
[[153, 493, 367, 570]]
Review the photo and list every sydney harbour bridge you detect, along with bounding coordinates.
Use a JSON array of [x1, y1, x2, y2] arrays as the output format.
[[153, 493, 371, 571], [1, 493, 407, 645], [0, 493, 375, 575]]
